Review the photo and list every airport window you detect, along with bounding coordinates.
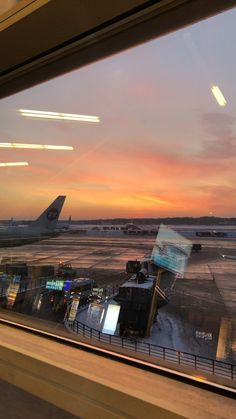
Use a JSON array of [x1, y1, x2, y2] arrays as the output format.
[[1, 6, 236, 390]]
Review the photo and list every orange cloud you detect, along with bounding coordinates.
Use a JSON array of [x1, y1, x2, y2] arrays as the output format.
[[134, 194, 172, 206], [1, 131, 235, 218]]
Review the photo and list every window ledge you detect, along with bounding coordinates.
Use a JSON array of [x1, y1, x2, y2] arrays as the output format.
[[0, 323, 235, 418]]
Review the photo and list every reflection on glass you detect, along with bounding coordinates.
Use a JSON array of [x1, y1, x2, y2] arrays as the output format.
[[0, 143, 73, 150], [151, 225, 192, 277], [18, 109, 100, 123], [211, 85, 227, 107], [1, 6, 236, 386], [0, 162, 28, 167]]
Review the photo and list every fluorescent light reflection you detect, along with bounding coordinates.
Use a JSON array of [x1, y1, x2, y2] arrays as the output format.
[[211, 85, 227, 107], [0, 162, 29, 167], [0, 142, 73, 150], [18, 109, 100, 123]]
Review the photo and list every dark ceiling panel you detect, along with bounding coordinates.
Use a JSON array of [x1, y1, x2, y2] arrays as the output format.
[[0, 0, 154, 72], [0, 0, 235, 98]]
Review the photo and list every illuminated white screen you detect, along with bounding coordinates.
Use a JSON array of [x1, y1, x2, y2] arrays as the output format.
[[102, 304, 120, 335]]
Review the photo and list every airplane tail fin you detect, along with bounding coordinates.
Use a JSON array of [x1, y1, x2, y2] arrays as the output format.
[[32, 196, 66, 231]]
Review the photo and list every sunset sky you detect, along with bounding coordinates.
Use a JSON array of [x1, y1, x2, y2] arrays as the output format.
[[1, 7, 236, 220]]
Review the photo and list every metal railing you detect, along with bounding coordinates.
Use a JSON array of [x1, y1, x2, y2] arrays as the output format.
[[1, 284, 235, 382], [66, 319, 236, 382]]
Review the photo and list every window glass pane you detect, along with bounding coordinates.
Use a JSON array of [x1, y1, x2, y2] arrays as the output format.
[[1, 7, 236, 386]]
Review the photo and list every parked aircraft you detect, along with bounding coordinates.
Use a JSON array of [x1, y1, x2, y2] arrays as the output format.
[[0, 195, 66, 247]]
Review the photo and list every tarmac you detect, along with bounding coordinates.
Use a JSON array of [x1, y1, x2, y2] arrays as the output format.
[[1, 233, 236, 363]]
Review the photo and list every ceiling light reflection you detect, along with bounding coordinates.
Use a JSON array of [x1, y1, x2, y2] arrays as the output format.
[[211, 85, 227, 107], [0, 143, 73, 150], [0, 162, 29, 167], [18, 109, 100, 123]]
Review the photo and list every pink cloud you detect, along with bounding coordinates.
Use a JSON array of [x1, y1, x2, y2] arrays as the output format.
[[199, 112, 236, 159]]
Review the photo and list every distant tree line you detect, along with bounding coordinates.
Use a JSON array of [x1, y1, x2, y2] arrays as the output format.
[[64, 216, 236, 225], [2, 216, 236, 226]]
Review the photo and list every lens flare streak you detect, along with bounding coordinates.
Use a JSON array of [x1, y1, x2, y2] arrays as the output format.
[[18, 109, 100, 123], [0, 162, 29, 167], [211, 85, 227, 107], [0, 142, 73, 150]]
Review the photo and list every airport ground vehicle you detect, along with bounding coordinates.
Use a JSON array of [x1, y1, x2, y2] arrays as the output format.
[[48, 277, 94, 312]]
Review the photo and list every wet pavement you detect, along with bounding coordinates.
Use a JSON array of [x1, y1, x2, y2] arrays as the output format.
[[1, 233, 236, 364]]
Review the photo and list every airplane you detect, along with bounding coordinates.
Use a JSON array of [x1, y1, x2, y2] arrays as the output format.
[[0, 195, 66, 247]]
